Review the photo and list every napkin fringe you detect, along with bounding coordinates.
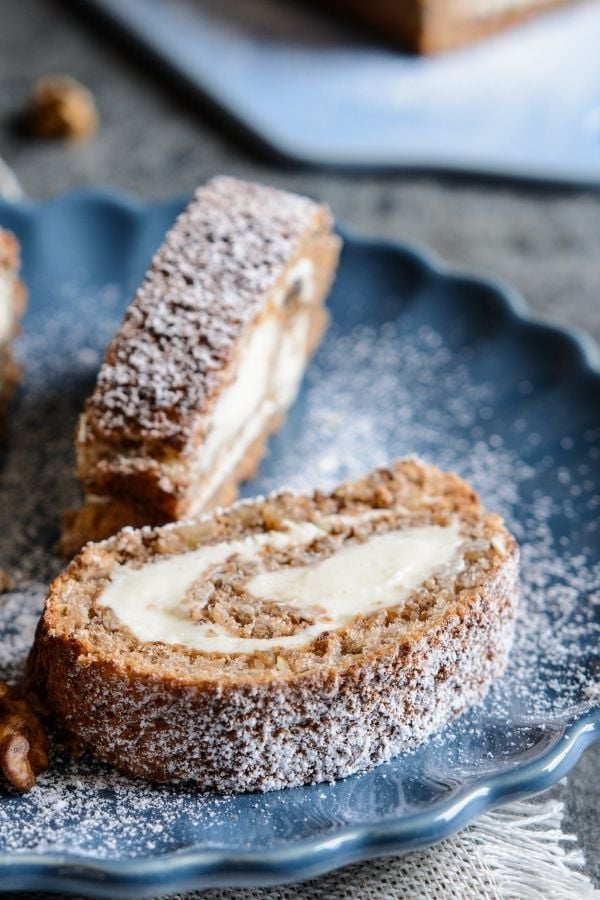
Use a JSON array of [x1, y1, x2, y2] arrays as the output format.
[[462, 797, 598, 899]]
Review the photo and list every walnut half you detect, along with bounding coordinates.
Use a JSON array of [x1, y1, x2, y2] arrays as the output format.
[[0, 682, 48, 791], [29, 75, 98, 140]]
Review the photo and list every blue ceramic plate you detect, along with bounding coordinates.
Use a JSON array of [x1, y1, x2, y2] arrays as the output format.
[[0, 190, 598, 897], [79, 0, 600, 184]]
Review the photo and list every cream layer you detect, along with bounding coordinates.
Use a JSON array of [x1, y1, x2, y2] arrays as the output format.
[[98, 518, 464, 653]]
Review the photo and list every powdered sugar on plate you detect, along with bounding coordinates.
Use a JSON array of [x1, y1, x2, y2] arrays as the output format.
[[0, 266, 598, 859]]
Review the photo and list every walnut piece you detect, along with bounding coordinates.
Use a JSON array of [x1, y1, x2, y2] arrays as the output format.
[[29, 75, 98, 140], [0, 682, 48, 791]]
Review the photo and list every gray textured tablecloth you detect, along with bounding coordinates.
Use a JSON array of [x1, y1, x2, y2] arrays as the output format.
[[0, 0, 599, 890]]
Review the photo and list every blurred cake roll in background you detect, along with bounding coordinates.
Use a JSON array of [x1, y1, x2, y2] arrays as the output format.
[[319, 0, 575, 52]]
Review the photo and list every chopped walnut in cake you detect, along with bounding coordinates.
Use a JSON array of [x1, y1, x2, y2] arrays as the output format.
[[180, 559, 326, 639]]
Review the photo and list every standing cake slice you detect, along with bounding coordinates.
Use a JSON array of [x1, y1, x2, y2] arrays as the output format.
[[60, 177, 341, 555], [0, 228, 26, 430]]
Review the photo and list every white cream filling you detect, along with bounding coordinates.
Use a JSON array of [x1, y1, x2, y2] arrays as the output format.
[[181, 259, 316, 513], [188, 310, 315, 515], [98, 519, 463, 653], [271, 309, 313, 408], [0, 273, 15, 345], [197, 314, 281, 478], [185, 398, 278, 517]]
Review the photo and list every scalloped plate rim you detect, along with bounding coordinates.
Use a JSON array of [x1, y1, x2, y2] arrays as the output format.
[[0, 187, 598, 896]]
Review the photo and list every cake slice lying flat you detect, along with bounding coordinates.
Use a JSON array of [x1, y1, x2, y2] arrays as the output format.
[[321, 0, 574, 53], [0, 229, 26, 429], [31, 459, 519, 792], [60, 177, 341, 555]]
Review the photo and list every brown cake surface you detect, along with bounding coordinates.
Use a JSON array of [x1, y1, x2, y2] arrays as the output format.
[[61, 176, 340, 554], [32, 459, 519, 792]]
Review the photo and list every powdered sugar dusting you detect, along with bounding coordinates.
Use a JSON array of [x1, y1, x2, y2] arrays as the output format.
[[0, 269, 598, 857], [273, 320, 600, 725]]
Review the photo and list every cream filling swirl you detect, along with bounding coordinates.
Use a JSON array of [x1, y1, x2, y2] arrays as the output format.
[[98, 518, 464, 653]]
